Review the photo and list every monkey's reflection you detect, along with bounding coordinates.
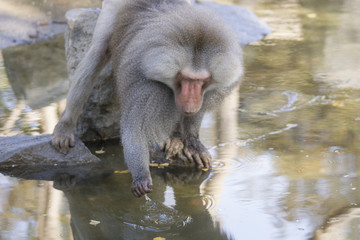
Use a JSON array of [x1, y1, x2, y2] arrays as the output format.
[[55, 167, 227, 240]]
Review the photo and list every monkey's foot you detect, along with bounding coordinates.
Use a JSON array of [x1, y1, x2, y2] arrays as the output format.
[[131, 177, 153, 198], [183, 138, 212, 169], [164, 137, 184, 158], [51, 121, 76, 154]]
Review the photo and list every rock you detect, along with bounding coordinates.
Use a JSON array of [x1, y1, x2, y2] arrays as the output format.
[[0, 0, 102, 49], [65, 2, 270, 141], [0, 134, 111, 181], [65, 9, 121, 142], [0, 134, 100, 166], [0, 134, 197, 181], [196, 1, 271, 46]]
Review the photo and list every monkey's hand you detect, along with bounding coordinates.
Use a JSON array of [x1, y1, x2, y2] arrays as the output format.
[[163, 137, 184, 158], [53, 173, 76, 190], [131, 176, 153, 198], [183, 137, 212, 169], [51, 121, 75, 154]]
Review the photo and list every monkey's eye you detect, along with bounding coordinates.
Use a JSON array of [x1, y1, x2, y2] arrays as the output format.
[[202, 78, 211, 90], [175, 81, 182, 90]]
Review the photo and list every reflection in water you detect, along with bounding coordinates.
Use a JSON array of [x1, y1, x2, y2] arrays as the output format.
[[315, 0, 360, 89], [1, 0, 360, 239], [0, 35, 68, 136], [46, 146, 226, 240]]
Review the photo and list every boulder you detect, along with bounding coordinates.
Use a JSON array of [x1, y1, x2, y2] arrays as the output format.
[[0, 134, 100, 166], [65, 9, 120, 142], [0, 134, 106, 181]]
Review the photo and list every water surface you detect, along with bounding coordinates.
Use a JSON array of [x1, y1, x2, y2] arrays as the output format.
[[1, 0, 360, 239]]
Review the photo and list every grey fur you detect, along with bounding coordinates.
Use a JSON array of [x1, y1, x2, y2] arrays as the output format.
[[52, 0, 243, 197]]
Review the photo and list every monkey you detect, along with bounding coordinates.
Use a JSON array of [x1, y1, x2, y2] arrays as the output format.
[[52, 0, 244, 197]]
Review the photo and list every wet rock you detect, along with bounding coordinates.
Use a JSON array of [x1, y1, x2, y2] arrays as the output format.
[[0, 134, 100, 167], [65, 2, 270, 141], [0, 0, 101, 49], [197, 1, 271, 46], [0, 134, 111, 181]]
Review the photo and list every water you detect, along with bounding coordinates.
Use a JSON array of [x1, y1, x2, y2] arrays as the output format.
[[1, 0, 360, 239]]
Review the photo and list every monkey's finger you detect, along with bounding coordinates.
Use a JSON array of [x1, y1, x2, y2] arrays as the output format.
[[202, 158, 210, 169], [194, 154, 204, 169], [142, 183, 152, 194], [177, 152, 188, 162], [139, 186, 146, 197], [143, 180, 153, 192], [64, 138, 70, 149], [164, 139, 171, 152], [159, 142, 165, 151], [183, 149, 194, 163], [51, 137, 57, 148], [60, 139, 70, 154], [147, 182, 153, 192], [200, 153, 211, 168], [134, 190, 141, 198], [132, 186, 142, 198], [52, 137, 62, 150], [59, 142, 67, 154]]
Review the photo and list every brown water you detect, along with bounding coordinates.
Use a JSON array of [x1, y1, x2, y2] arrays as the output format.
[[1, 0, 360, 239]]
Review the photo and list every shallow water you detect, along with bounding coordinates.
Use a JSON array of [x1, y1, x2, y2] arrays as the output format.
[[1, 0, 360, 239]]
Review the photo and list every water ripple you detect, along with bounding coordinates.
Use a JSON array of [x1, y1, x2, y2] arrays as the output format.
[[201, 194, 216, 210]]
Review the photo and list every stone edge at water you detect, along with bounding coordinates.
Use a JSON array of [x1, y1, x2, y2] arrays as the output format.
[[0, 134, 100, 167]]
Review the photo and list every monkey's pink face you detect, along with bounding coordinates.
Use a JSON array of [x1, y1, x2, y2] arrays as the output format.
[[175, 69, 211, 115]]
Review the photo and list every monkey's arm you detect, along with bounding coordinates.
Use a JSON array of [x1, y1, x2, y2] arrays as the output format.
[[177, 86, 238, 168], [52, 1, 122, 152], [122, 130, 153, 197], [179, 109, 212, 169], [120, 82, 173, 197]]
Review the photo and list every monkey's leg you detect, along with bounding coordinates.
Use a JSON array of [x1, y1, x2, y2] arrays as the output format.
[[180, 112, 212, 169], [52, 1, 120, 152]]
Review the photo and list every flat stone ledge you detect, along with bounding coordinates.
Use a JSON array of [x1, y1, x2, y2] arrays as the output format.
[[0, 134, 100, 167]]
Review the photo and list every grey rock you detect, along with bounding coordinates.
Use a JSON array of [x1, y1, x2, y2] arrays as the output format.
[[65, 9, 120, 141], [65, 3, 270, 141], [197, 1, 271, 46], [0, 0, 102, 49], [0, 134, 100, 166], [0, 134, 111, 182]]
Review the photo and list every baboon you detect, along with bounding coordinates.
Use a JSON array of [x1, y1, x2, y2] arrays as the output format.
[[52, 0, 243, 197]]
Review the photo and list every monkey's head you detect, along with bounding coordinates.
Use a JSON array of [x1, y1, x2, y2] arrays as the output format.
[[141, 7, 243, 115]]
